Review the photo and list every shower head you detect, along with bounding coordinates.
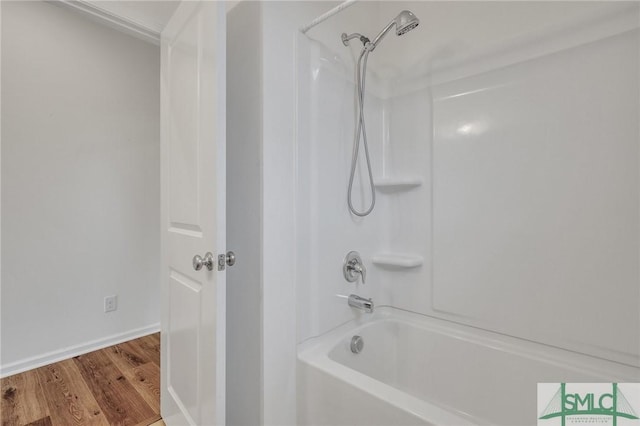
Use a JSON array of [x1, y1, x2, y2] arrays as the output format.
[[395, 10, 420, 35], [369, 10, 419, 51]]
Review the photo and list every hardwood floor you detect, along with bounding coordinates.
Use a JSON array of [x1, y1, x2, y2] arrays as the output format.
[[1, 334, 161, 426]]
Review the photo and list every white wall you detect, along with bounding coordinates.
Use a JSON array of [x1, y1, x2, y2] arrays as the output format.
[[228, 3, 355, 424], [427, 29, 638, 366], [229, 2, 638, 423], [297, 1, 639, 369], [1, 1, 160, 376], [373, 1, 634, 79], [296, 36, 387, 342], [226, 2, 262, 425], [261, 4, 332, 424]]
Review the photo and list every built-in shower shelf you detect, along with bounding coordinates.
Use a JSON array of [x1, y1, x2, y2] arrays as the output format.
[[374, 177, 422, 192], [372, 254, 424, 268]]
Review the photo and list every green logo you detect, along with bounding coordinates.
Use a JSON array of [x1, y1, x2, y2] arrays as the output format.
[[539, 383, 639, 426]]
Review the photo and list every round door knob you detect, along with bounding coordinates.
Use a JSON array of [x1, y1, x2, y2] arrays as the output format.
[[193, 252, 214, 271], [226, 251, 236, 267], [193, 254, 203, 271]]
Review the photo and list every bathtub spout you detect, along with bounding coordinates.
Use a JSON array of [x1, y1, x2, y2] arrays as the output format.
[[348, 294, 374, 313]]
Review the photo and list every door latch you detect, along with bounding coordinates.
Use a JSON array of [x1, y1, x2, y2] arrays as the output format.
[[217, 251, 236, 271]]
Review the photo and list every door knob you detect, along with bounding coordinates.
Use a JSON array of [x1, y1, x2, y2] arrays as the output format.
[[193, 252, 214, 271], [226, 251, 236, 266]]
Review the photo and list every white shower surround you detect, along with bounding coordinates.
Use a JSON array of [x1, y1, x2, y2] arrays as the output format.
[[296, 1, 640, 424]]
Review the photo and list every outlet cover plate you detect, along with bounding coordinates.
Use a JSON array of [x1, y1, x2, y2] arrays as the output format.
[[104, 295, 118, 313]]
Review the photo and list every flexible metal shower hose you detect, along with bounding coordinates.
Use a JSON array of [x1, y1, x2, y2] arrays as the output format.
[[347, 46, 376, 217]]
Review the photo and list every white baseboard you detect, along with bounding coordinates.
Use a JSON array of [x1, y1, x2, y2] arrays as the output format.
[[0, 323, 160, 378]]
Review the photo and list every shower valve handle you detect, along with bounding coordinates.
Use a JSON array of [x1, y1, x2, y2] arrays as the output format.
[[349, 260, 366, 283], [343, 251, 366, 284]]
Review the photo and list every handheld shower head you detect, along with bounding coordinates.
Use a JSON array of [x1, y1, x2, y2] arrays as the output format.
[[339, 10, 420, 217], [395, 10, 420, 35], [369, 10, 420, 51]]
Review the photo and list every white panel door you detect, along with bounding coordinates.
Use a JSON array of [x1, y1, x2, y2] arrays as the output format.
[[160, 2, 226, 425]]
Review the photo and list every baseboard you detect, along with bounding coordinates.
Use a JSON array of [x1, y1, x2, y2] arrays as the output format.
[[0, 323, 160, 378]]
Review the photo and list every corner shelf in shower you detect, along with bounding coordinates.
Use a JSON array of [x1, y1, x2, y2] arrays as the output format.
[[374, 177, 422, 192], [372, 253, 424, 268]]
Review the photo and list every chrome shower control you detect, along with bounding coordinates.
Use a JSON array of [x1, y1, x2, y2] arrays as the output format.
[[343, 251, 366, 283]]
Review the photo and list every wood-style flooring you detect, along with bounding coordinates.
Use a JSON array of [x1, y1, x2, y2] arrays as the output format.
[[1, 333, 161, 426]]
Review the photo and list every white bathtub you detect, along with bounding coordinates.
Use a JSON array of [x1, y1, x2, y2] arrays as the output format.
[[297, 307, 640, 425]]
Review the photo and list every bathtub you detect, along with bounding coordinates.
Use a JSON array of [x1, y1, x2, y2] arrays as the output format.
[[297, 307, 639, 425]]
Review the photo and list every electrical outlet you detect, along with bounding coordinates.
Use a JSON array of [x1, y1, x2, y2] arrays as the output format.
[[104, 295, 118, 313]]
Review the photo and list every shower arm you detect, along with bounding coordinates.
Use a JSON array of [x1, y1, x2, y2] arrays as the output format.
[[341, 32, 370, 47]]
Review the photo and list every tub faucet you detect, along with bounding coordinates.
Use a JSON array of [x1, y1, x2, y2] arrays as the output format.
[[348, 294, 374, 313]]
